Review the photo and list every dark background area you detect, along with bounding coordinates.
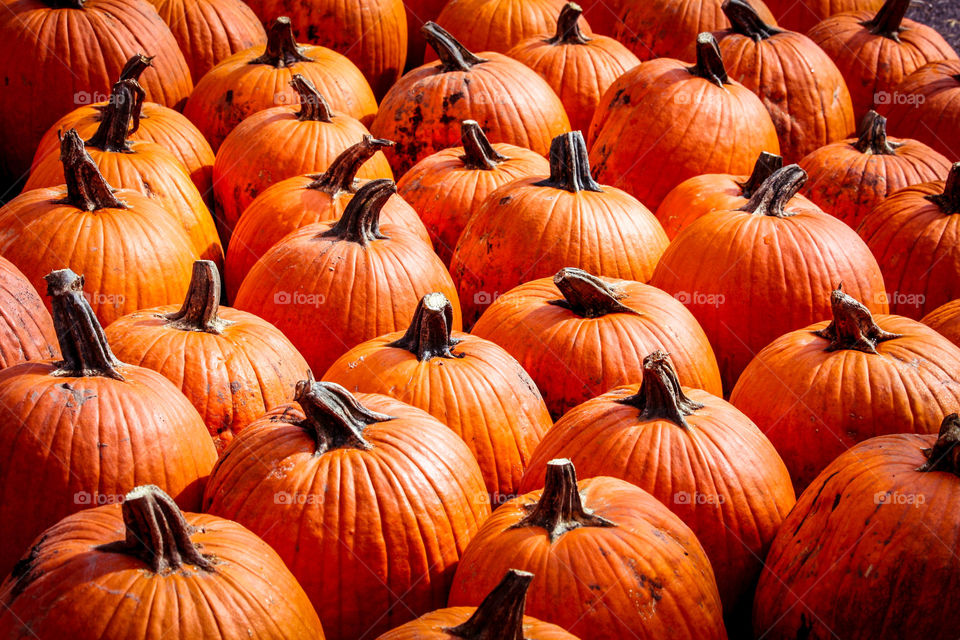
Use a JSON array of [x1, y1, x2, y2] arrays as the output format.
[[910, 0, 960, 51]]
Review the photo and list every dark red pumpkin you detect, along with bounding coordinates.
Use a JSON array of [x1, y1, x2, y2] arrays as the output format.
[[881, 60, 960, 161], [0, 256, 57, 370]]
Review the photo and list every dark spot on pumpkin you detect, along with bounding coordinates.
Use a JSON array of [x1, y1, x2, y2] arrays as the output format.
[[796, 612, 814, 640], [499, 196, 512, 205], [6, 534, 48, 601], [229, 381, 242, 393], [60, 382, 96, 408], [794, 470, 841, 535], [306, 25, 320, 41], [447, 91, 464, 105], [224, 90, 234, 105], [611, 88, 630, 107]]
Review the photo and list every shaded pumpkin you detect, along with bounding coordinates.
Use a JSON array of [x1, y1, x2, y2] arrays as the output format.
[[0, 269, 217, 579], [403, 0, 448, 68], [763, 0, 882, 33], [921, 299, 960, 349], [880, 60, 960, 161], [0, 485, 325, 639], [204, 381, 491, 640], [0, 256, 57, 370], [451, 132, 668, 327]]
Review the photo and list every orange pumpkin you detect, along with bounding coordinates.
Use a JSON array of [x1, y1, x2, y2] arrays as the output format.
[[881, 60, 960, 161], [921, 299, 960, 349], [0, 256, 57, 370], [763, 0, 882, 33]]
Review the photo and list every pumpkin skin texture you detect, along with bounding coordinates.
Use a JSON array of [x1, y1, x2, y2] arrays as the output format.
[[183, 17, 378, 150], [448, 459, 727, 639], [881, 60, 960, 161], [204, 381, 491, 640], [0, 485, 325, 639], [590, 34, 780, 210], [451, 132, 668, 327], [0, 270, 217, 579], [0, 0, 192, 181], [798, 110, 950, 229], [651, 164, 888, 394], [730, 288, 960, 492], [235, 179, 460, 374], [807, 0, 959, 119], [0, 256, 57, 370], [921, 299, 960, 349], [105, 261, 311, 454], [753, 420, 960, 640], [472, 269, 722, 418], [371, 22, 570, 176], [763, 0, 882, 33], [323, 293, 552, 505]]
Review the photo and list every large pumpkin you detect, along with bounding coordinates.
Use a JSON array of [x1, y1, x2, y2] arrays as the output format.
[[589, 33, 780, 210], [204, 381, 491, 640], [881, 60, 960, 161], [0, 256, 57, 370], [922, 299, 960, 349], [235, 179, 459, 374], [753, 417, 960, 639], [731, 286, 960, 492], [0, 269, 217, 578], [451, 131, 668, 327], [323, 292, 552, 505], [763, 0, 882, 33], [448, 459, 727, 639], [471, 268, 722, 418], [370, 22, 570, 175], [0, 485, 324, 639], [650, 164, 888, 394]]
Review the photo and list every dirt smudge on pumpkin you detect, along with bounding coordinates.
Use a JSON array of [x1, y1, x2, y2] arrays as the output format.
[[59, 382, 96, 408]]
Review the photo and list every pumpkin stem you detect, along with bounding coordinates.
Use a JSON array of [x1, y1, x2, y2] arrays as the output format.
[[460, 120, 508, 170], [42, 0, 85, 8], [814, 286, 900, 353], [423, 22, 488, 72], [289, 74, 333, 122], [250, 16, 312, 67], [510, 459, 616, 541], [58, 129, 127, 211], [689, 32, 729, 86], [387, 293, 462, 361], [925, 163, 960, 215], [118, 53, 153, 81], [738, 164, 806, 218], [96, 485, 215, 574], [535, 131, 602, 193], [617, 351, 704, 428], [307, 135, 394, 193], [445, 569, 534, 640], [322, 179, 394, 246], [736, 151, 783, 198], [85, 79, 145, 152], [164, 261, 230, 333], [853, 110, 900, 155], [549, 268, 640, 318], [294, 380, 393, 454], [918, 413, 960, 475], [548, 3, 590, 45], [863, 0, 909, 41], [722, 0, 781, 40]]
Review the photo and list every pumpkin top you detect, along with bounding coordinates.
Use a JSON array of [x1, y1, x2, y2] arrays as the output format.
[[460, 120, 509, 170], [617, 351, 705, 429], [42, 0, 86, 9], [689, 33, 729, 86], [96, 485, 216, 574], [736, 151, 784, 198], [549, 268, 639, 318], [547, 3, 590, 46], [722, 0, 782, 41], [387, 293, 463, 361], [445, 569, 535, 640], [918, 413, 960, 476], [423, 21, 488, 73], [250, 17, 312, 68], [852, 111, 901, 155], [862, 0, 910, 41], [119, 53, 153, 82], [535, 131, 602, 193], [288, 74, 334, 122], [321, 179, 395, 246], [307, 135, 394, 193], [57, 129, 127, 212], [814, 287, 900, 354], [163, 261, 231, 334], [85, 79, 144, 153], [294, 380, 394, 454], [738, 164, 807, 218], [510, 459, 615, 542], [926, 162, 960, 215]]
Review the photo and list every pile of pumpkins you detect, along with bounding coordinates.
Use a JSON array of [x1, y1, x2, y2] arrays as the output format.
[[0, 0, 958, 636]]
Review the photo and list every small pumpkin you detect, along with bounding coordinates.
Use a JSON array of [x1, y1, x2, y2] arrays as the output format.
[[0, 257, 57, 370], [921, 299, 960, 349], [880, 60, 960, 161], [762, 0, 882, 33], [451, 131, 668, 327]]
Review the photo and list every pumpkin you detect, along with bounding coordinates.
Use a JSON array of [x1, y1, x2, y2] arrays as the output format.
[[715, 0, 855, 162], [505, 3, 640, 133], [27, 79, 223, 269], [921, 299, 960, 349], [521, 351, 795, 617], [858, 163, 960, 319], [32, 54, 217, 209], [0, 269, 217, 578], [377, 569, 578, 640], [403, 0, 447, 68], [226, 136, 429, 300], [881, 60, 960, 161], [807, 0, 958, 119], [104, 261, 311, 453], [590, 33, 780, 210], [472, 268, 722, 418], [147, 0, 266, 81], [213, 74, 393, 238], [0, 130, 196, 327], [650, 164, 888, 394], [370, 22, 570, 175], [448, 459, 726, 639], [235, 179, 459, 374], [183, 16, 378, 150], [730, 286, 960, 492], [396, 120, 548, 266], [0, 0, 192, 182], [323, 292, 552, 505], [204, 380, 491, 640], [0, 257, 57, 370], [798, 110, 951, 229], [0, 485, 325, 639], [763, 0, 882, 33], [753, 416, 960, 640], [451, 132, 668, 327]]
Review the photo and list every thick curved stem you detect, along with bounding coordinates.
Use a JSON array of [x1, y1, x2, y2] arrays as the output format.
[[164, 261, 229, 333], [387, 293, 461, 361], [853, 110, 900, 155], [250, 17, 312, 67], [918, 413, 960, 475], [926, 163, 960, 215], [307, 136, 394, 193], [321, 179, 394, 246], [85, 79, 145, 152], [814, 286, 900, 353], [289, 74, 333, 122], [446, 570, 534, 640], [459, 121, 508, 170], [534, 132, 602, 193], [617, 351, 703, 428], [549, 268, 639, 318], [58, 129, 127, 212], [738, 164, 806, 217], [548, 3, 590, 45], [294, 380, 393, 454], [422, 22, 487, 72], [689, 33, 728, 86], [722, 0, 780, 40], [118, 53, 153, 81], [736, 151, 783, 198], [863, 0, 909, 41]]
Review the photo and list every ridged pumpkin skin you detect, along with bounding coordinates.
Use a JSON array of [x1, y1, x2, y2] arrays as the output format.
[[0, 487, 324, 640], [471, 269, 722, 418], [590, 34, 780, 210], [753, 426, 960, 640], [0, 257, 57, 370], [921, 299, 960, 349], [881, 60, 960, 161], [379, 608, 575, 639], [730, 288, 960, 492], [763, 0, 882, 33], [371, 23, 570, 175], [204, 383, 491, 640]]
